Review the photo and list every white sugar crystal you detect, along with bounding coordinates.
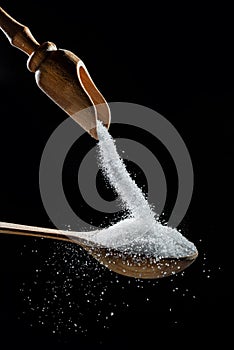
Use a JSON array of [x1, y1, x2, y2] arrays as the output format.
[[79, 121, 197, 260]]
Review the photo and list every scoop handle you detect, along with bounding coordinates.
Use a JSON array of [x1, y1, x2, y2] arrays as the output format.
[[0, 6, 39, 55]]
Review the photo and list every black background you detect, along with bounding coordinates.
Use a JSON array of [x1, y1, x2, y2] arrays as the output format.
[[0, 1, 233, 348]]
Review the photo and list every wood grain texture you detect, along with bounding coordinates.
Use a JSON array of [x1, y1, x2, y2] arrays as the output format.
[[0, 6, 39, 55]]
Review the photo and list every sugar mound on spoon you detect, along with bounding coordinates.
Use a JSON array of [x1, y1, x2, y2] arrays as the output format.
[[79, 121, 197, 260]]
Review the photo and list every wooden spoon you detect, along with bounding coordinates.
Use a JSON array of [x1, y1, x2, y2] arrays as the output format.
[[0, 6, 110, 139], [0, 222, 198, 279]]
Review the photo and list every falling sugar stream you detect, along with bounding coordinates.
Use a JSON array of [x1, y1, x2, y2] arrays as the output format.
[[97, 120, 156, 222], [78, 121, 197, 260]]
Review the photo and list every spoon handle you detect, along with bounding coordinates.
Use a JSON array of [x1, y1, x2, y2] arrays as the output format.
[[0, 7, 39, 55], [0, 221, 74, 243]]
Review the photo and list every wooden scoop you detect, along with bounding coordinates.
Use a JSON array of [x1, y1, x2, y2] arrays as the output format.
[[0, 6, 110, 139], [0, 222, 198, 279]]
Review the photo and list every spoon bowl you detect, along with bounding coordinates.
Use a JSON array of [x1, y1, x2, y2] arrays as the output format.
[[87, 244, 198, 279], [0, 222, 198, 279]]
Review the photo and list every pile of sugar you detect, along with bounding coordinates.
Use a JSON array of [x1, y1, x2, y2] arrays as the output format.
[[79, 121, 197, 260]]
